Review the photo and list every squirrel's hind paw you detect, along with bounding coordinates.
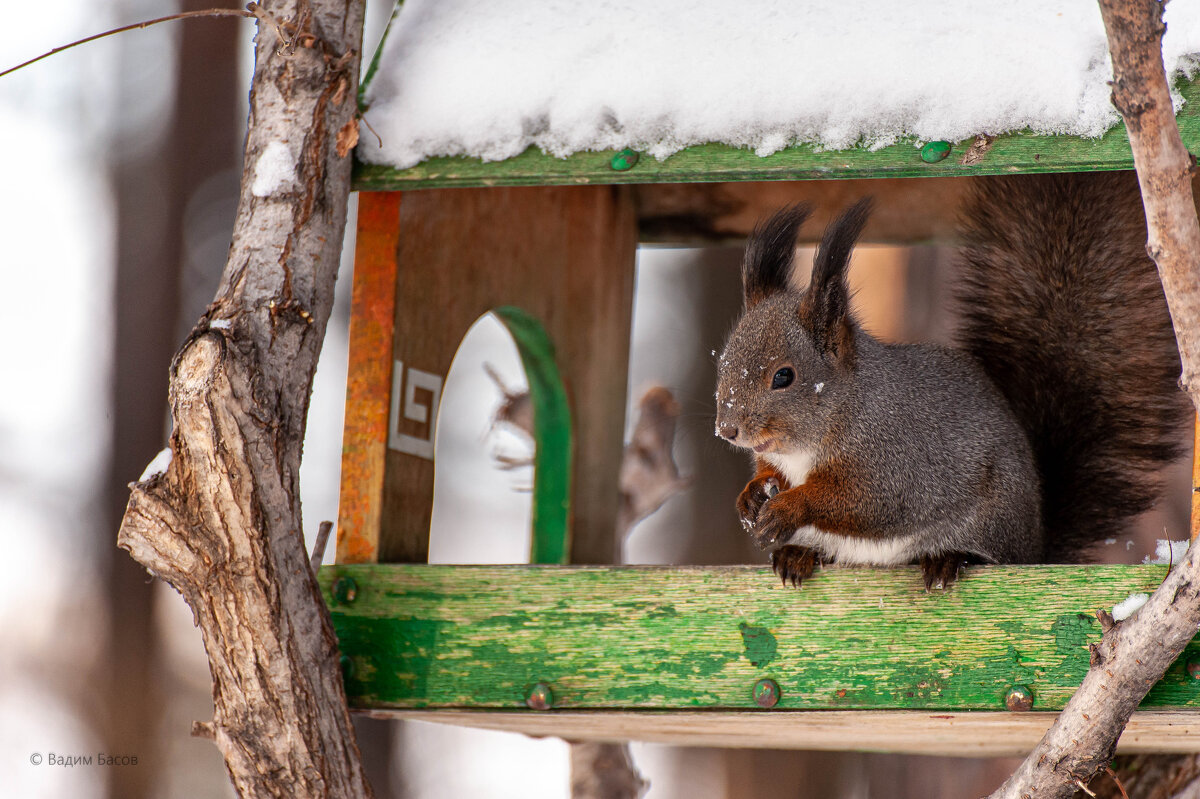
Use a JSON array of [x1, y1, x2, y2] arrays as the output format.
[[919, 553, 969, 591], [770, 545, 821, 588]]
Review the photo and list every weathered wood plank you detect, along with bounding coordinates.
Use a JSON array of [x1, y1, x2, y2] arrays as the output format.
[[319, 564, 1200, 712], [374, 710, 1200, 757], [351, 82, 1200, 191], [634, 172, 1200, 246], [633, 178, 968, 245], [336, 192, 402, 564]]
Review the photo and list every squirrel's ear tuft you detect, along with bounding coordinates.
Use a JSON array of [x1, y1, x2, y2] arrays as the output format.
[[802, 198, 872, 366], [742, 204, 812, 309]]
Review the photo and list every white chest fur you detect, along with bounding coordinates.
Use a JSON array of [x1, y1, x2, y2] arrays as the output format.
[[763, 449, 818, 488], [793, 529, 916, 565]]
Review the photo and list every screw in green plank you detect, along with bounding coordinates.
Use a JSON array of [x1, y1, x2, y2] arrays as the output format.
[[920, 140, 952, 164], [752, 678, 780, 708], [1005, 685, 1034, 712], [610, 148, 639, 171], [332, 576, 358, 605], [339, 656, 354, 681], [1187, 659, 1200, 679], [526, 682, 554, 710]]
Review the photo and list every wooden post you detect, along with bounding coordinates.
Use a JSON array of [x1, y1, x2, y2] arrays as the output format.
[[1192, 413, 1200, 542], [338, 192, 402, 564]]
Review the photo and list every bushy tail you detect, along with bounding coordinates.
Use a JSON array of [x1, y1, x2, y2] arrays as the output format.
[[956, 173, 1190, 561]]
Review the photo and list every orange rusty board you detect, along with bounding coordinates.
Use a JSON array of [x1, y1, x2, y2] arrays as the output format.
[[336, 192, 402, 565], [1193, 412, 1200, 542]]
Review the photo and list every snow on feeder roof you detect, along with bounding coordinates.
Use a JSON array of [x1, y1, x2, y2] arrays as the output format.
[[357, 0, 1200, 171]]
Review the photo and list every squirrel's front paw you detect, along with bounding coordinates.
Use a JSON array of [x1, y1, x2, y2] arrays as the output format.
[[750, 496, 801, 549], [736, 477, 780, 535], [771, 545, 821, 587]]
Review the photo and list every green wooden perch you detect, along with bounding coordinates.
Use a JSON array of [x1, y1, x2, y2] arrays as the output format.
[[320, 564, 1200, 714]]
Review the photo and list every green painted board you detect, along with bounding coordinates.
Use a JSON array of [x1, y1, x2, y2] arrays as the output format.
[[318, 564, 1200, 712], [492, 306, 572, 566], [352, 82, 1200, 191]]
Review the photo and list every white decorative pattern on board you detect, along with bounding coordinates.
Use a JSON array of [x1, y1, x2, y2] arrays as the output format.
[[388, 360, 443, 460]]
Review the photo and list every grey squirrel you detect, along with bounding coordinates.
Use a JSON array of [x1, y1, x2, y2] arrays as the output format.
[[715, 173, 1189, 589]]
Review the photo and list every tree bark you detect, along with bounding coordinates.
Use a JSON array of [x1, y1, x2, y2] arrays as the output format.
[[117, 1, 371, 796], [990, 2, 1200, 797]]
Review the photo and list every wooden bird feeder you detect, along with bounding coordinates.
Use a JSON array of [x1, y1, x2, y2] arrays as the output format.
[[320, 21, 1200, 756]]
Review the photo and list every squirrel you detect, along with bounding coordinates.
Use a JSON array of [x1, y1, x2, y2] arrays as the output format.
[[714, 173, 1189, 590]]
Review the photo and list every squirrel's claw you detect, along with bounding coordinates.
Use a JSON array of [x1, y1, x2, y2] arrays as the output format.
[[771, 545, 820, 587], [919, 553, 969, 591], [736, 477, 778, 532]]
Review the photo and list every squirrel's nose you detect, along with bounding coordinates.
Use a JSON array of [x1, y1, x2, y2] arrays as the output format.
[[716, 423, 738, 441]]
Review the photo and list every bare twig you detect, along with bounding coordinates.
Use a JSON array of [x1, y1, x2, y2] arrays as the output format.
[[0, 8, 254, 80], [1104, 767, 1131, 799], [310, 520, 333, 572], [486, 362, 535, 438], [989, 1, 1200, 796]]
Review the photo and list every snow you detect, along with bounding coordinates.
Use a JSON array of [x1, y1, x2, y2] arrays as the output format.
[[1144, 538, 1191, 566], [250, 140, 297, 197], [138, 447, 172, 482], [1112, 592, 1149, 621], [360, 0, 1200, 169], [209, 318, 232, 330]]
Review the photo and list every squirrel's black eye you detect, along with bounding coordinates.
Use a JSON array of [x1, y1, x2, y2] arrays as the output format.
[[771, 367, 795, 390]]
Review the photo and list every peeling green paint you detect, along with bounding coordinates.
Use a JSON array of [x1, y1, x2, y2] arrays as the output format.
[[739, 622, 778, 668], [1051, 613, 1097, 655]]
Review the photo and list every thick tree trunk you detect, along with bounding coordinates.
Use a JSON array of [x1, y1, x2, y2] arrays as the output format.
[[117, 1, 371, 796], [990, 2, 1200, 797]]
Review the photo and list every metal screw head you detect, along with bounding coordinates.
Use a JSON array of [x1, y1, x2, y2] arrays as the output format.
[[920, 140, 952, 163], [526, 682, 554, 710], [332, 576, 358, 605], [610, 148, 639, 171], [1005, 685, 1034, 712], [753, 678, 780, 708], [1187, 659, 1200, 679]]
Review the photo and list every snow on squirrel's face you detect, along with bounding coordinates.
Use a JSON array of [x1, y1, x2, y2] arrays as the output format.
[[714, 293, 838, 455]]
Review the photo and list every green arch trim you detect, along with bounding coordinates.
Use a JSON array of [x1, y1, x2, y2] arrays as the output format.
[[493, 307, 573, 565]]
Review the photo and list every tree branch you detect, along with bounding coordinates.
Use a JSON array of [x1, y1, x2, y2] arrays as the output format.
[[117, 1, 371, 796], [990, 1, 1200, 796], [0, 8, 259, 80]]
